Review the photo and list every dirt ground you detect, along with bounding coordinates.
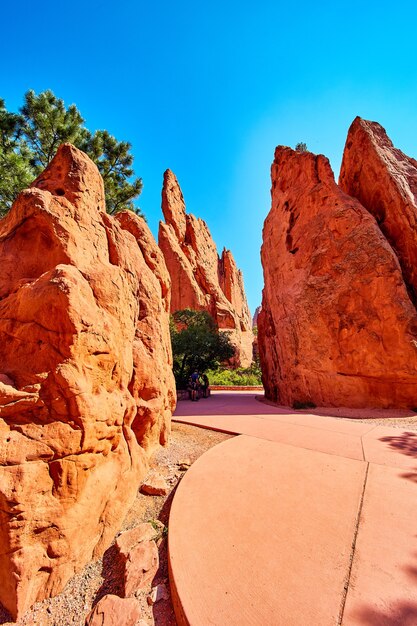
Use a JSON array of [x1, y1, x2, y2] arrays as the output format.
[[0, 423, 232, 626]]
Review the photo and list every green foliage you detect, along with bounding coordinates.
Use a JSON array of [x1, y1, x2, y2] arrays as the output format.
[[292, 400, 317, 410], [295, 142, 308, 152], [170, 309, 235, 389], [206, 362, 263, 387], [0, 90, 143, 217], [0, 98, 33, 217], [81, 129, 143, 215]]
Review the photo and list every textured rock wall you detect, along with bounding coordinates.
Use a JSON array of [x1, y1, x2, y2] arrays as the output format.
[[116, 211, 176, 453], [0, 145, 174, 618], [339, 116, 417, 306], [259, 137, 417, 409], [159, 169, 253, 366]]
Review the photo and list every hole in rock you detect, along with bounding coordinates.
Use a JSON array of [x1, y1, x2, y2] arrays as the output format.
[[55, 188, 65, 196]]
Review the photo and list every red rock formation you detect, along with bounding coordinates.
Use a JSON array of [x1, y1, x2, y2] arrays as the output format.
[[85, 595, 142, 626], [0, 145, 173, 619], [252, 306, 262, 328], [258, 146, 417, 408], [339, 116, 417, 305], [116, 211, 176, 453], [159, 170, 253, 366]]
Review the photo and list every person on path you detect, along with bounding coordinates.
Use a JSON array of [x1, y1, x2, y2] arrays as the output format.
[[201, 373, 210, 398], [190, 370, 200, 401]]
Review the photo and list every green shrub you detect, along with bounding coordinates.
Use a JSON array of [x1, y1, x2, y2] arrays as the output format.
[[205, 363, 262, 387], [292, 400, 317, 410]]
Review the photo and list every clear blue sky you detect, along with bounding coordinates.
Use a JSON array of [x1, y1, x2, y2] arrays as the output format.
[[2, 0, 417, 314]]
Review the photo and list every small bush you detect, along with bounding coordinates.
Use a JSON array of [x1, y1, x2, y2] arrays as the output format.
[[295, 142, 308, 152], [292, 400, 317, 410]]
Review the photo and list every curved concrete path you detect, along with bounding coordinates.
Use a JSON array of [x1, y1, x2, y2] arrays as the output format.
[[169, 392, 417, 626]]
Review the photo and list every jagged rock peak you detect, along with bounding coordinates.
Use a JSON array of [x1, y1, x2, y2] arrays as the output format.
[[161, 169, 187, 241], [252, 306, 262, 328], [159, 170, 253, 367], [259, 141, 417, 409], [32, 142, 106, 211]]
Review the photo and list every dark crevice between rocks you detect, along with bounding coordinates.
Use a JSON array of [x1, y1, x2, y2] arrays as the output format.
[[360, 194, 417, 309], [285, 207, 299, 254]]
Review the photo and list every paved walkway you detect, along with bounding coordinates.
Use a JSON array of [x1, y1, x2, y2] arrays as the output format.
[[168, 392, 417, 626]]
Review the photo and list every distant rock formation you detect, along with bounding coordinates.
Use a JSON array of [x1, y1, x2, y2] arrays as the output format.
[[0, 145, 174, 619], [252, 306, 262, 328], [259, 132, 417, 408], [158, 169, 253, 367]]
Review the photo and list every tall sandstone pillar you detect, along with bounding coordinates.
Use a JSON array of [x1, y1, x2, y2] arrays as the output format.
[[159, 169, 253, 367], [258, 130, 417, 409]]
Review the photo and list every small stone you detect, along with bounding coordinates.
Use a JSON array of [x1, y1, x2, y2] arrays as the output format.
[[154, 584, 170, 603], [115, 523, 158, 557], [147, 588, 156, 606], [140, 474, 169, 496], [147, 584, 170, 605], [85, 594, 142, 625]]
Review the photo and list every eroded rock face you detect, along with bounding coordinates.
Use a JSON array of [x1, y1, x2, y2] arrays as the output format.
[[115, 211, 176, 453], [259, 145, 417, 408], [0, 145, 172, 619], [159, 170, 253, 366], [339, 116, 417, 306]]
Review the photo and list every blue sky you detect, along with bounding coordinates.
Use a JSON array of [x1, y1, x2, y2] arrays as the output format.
[[2, 0, 417, 314]]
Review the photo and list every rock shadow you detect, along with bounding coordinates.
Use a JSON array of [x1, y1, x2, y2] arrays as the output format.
[[92, 543, 124, 609], [0, 604, 12, 625], [152, 482, 180, 626], [351, 600, 417, 626]]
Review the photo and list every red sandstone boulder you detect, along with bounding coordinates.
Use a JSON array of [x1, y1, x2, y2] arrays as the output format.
[[115, 527, 159, 597], [158, 169, 253, 366], [0, 145, 172, 619], [85, 595, 142, 626], [115, 211, 176, 453], [140, 472, 169, 496], [115, 524, 158, 554], [339, 116, 417, 305], [120, 540, 159, 597], [258, 146, 417, 408]]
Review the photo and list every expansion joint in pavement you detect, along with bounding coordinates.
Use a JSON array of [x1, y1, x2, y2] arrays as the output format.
[[337, 461, 370, 626]]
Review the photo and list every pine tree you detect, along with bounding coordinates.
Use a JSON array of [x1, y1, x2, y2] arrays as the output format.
[[0, 90, 143, 217]]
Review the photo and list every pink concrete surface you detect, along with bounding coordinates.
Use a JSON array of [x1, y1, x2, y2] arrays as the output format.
[[174, 392, 417, 467], [362, 426, 417, 470], [342, 463, 417, 626], [169, 435, 366, 626], [169, 392, 417, 625], [175, 411, 365, 460]]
